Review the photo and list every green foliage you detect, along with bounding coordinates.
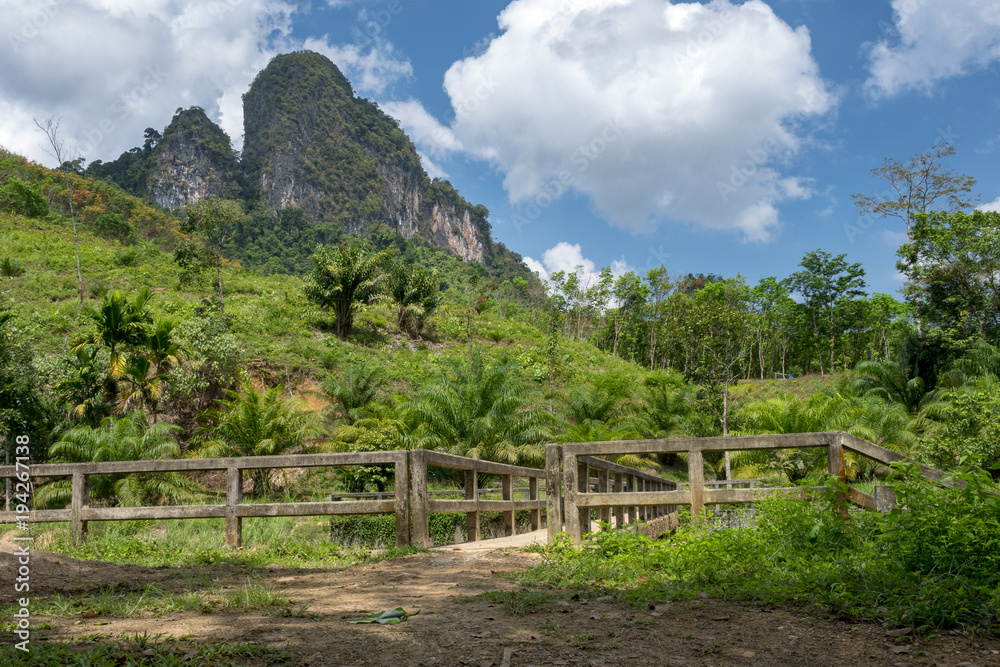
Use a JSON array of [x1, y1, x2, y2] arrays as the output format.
[[386, 259, 441, 336], [919, 384, 1000, 476], [193, 387, 314, 495], [93, 212, 135, 243], [0, 636, 284, 667], [405, 348, 552, 466], [0, 177, 47, 218], [0, 256, 26, 277], [37, 410, 195, 508], [304, 243, 387, 339], [527, 462, 1000, 631]]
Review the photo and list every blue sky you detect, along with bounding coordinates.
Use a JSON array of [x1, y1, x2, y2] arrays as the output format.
[[3, 1, 1000, 295]]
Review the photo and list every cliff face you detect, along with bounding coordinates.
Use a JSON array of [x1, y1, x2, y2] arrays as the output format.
[[241, 51, 490, 262], [90, 53, 496, 265], [148, 108, 239, 209]]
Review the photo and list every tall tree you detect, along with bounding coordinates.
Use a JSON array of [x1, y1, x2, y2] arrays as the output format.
[[853, 142, 977, 337], [790, 250, 867, 376], [33, 116, 84, 307], [898, 210, 1000, 345], [304, 244, 388, 339], [179, 199, 244, 318]]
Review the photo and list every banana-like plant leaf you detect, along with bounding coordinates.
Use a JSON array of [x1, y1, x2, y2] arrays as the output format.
[[349, 607, 419, 624]]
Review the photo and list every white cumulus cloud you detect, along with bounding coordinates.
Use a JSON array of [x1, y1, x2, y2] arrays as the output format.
[[0, 0, 412, 165], [386, 0, 834, 242], [866, 0, 1000, 97], [524, 241, 631, 286]]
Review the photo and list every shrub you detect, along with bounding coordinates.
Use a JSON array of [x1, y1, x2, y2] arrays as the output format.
[[0, 178, 47, 218]]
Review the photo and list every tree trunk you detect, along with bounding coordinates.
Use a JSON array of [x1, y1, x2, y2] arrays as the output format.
[[217, 265, 225, 317]]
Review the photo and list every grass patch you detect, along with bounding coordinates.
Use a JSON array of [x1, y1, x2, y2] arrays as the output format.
[[522, 462, 1000, 633], [223, 580, 291, 610], [0, 634, 288, 666], [472, 589, 549, 615]]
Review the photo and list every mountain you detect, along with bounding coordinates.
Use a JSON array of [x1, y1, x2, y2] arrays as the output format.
[[86, 51, 528, 274]]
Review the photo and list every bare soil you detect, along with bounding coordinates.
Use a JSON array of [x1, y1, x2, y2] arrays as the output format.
[[2, 544, 999, 667]]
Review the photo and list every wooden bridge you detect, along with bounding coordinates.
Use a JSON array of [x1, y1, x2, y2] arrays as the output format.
[[0, 432, 952, 549]]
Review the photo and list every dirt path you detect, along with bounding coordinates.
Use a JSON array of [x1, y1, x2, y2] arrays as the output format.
[[3, 543, 999, 666]]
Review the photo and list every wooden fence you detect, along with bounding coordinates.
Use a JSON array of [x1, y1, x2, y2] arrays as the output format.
[[0, 452, 411, 548], [0, 449, 555, 550], [408, 449, 546, 548], [0, 432, 948, 550], [546, 431, 946, 543]]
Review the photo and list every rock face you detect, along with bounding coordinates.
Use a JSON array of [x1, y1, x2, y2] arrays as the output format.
[[148, 108, 239, 210], [91, 52, 497, 265], [241, 51, 490, 262]]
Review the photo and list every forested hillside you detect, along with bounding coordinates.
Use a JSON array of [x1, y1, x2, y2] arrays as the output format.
[[3, 139, 1000, 485]]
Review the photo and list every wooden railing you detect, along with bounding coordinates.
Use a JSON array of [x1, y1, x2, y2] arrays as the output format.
[[0, 452, 411, 547], [0, 449, 557, 550], [546, 432, 949, 544], [408, 449, 547, 548], [545, 452, 676, 543]]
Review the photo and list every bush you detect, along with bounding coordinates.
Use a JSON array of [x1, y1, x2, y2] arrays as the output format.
[[94, 212, 135, 243], [524, 462, 1000, 631], [0, 178, 47, 218], [0, 256, 25, 278]]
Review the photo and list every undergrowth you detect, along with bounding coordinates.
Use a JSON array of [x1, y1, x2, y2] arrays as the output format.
[[522, 460, 1000, 633]]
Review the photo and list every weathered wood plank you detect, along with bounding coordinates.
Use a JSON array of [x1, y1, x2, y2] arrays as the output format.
[[688, 450, 705, 519], [575, 490, 691, 508], [419, 450, 546, 477], [225, 467, 242, 549], [83, 505, 226, 521], [410, 450, 431, 548], [241, 500, 394, 518], [427, 500, 545, 513], [0, 451, 410, 478], [562, 432, 837, 457], [0, 509, 71, 523]]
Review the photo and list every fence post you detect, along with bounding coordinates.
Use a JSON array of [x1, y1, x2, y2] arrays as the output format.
[[597, 468, 610, 528], [225, 466, 242, 549], [874, 485, 897, 513], [393, 453, 410, 548], [502, 473, 515, 537], [613, 472, 623, 528], [463, 469, 480, 542], [688, 449, 705, 520], [410, 450, 431, 547], [563, 453, 582, 543], [625, 474, 635, 524], [828, 437, 849, 520], [529, 476, 540, 531], [71, 472, 88, 546], [545, 444, 563, 543], [577, 460, 590, 537]]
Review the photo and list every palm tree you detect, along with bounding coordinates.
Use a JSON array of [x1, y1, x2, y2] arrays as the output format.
[[35, 411, 196, 508], [304, 244, 387, 339], [193, 387, 315, 495], [321, 360, 387, 426], [116, 356, 165, 419], [55, 347, 115, 426], [74, 287, 153, 378], [851, 359, 938, 415], [386, 261, 441, 337], [404, 349, 552, 466]]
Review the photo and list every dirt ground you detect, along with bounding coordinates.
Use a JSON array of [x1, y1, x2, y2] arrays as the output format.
[[2, 543, 1000, 667]]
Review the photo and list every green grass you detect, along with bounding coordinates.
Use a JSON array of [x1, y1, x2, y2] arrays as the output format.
[[0, 634, 288, 666], [470, 589, 549, 615], [523, 463, 1000, 634]]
